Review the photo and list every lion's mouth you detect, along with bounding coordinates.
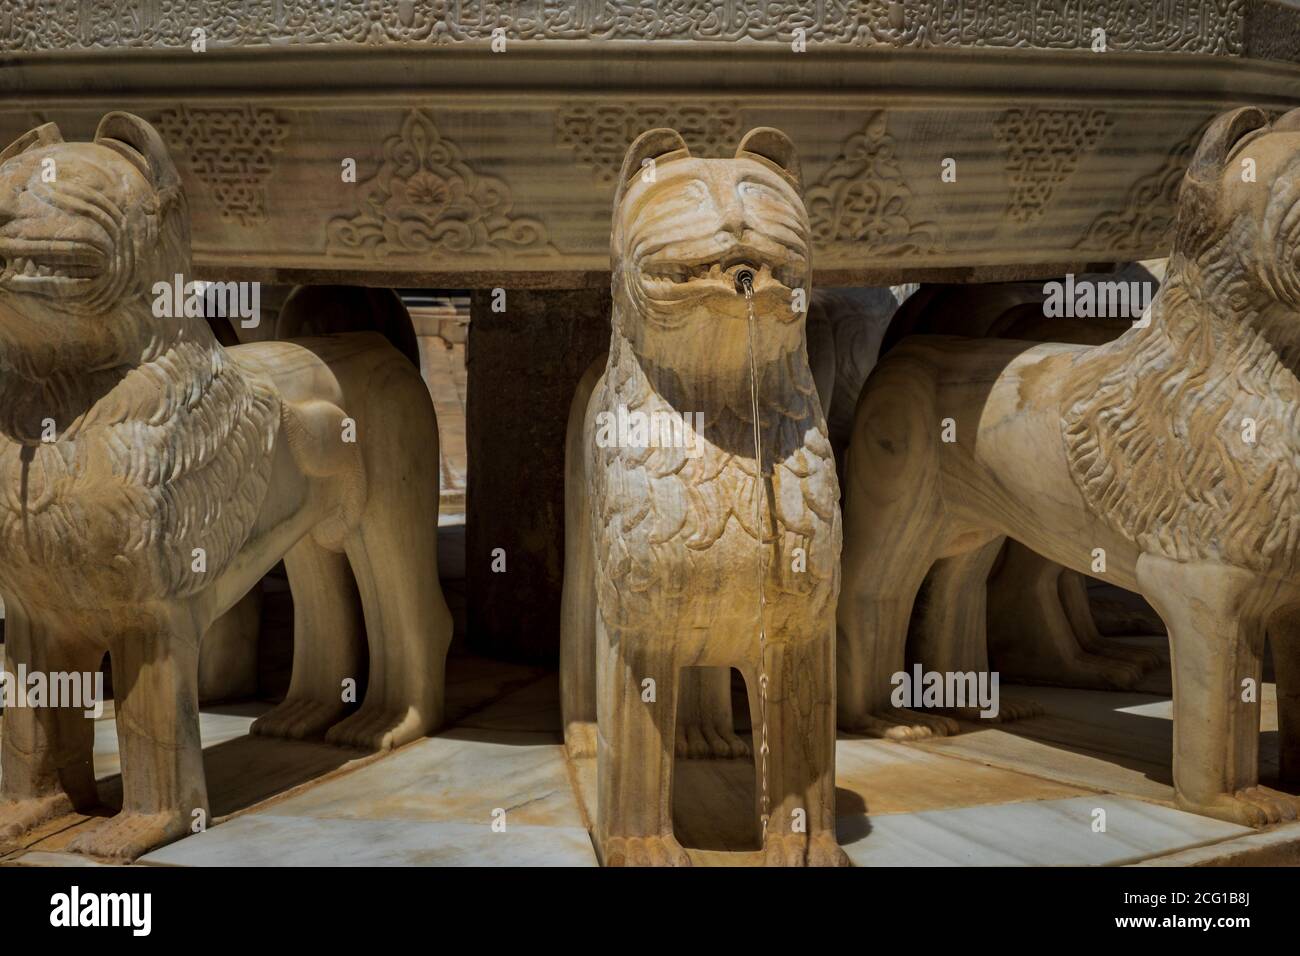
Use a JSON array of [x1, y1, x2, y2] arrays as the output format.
[[0, 240, 102, 289], [641, 254, 801, 296]]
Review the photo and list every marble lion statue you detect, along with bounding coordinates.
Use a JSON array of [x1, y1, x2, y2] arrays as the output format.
[[0, 113, 451, 860], [561, 127, 846, 865], [882, 277, 1166, 712], [839, 106, 1300, 826], [562, 289, 841, 763]]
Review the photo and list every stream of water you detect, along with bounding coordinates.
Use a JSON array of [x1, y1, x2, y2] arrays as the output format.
[[741, 275, 772, 841]]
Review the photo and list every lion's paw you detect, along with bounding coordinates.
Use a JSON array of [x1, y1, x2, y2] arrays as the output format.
[[565, 721, 598, 759], [324, 704, 427, 752], [763, 832, 851, 867], [251, 697, 346, 741], [675, 720, 751, 760], [0, 793, 78, 855], [68, 811, 189, 862], [601, 835, 692, 867], [940, 691, 1044, 724], [841, 708, 960, 740], [1179, 786, 1300, 829], [1067, 651, 1147, 690], [1092, 638, 1163, 671]]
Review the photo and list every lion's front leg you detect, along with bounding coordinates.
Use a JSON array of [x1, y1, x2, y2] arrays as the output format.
[[1138, 556, 1298, 828], [69, 610, 206, 861], [595, 627, 689, 866], [0, 604, 101, 855], [747, 640, 849, 866]]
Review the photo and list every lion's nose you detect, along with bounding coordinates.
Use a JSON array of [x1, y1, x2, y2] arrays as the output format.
[[716, 188, 747, 239]]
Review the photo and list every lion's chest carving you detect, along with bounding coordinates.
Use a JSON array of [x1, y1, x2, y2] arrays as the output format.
[[590, 334, 841, 634], [0, 361, 280, 613]]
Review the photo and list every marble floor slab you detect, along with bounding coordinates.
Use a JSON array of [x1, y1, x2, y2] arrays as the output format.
[[835, 734, 1087, 816], [838, 796, 1253, 867], [141, 727, 596, 866], [920, 681, 1281, 802], [1, 653, 559, 863], [231, 728, 584, 829], [142, 816, 596, 867]]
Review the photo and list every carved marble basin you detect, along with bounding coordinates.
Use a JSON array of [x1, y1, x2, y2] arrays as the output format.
[[3, 1, 1300, 286]]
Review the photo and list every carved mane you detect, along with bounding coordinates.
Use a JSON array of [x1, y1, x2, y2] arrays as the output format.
[[1061, 108, 1300, 575]]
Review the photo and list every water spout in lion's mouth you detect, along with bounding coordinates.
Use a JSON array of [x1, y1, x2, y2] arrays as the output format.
[[735, 268, 755, 296]]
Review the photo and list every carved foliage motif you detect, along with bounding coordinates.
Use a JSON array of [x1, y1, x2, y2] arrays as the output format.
[[806, 111, 940, 256], [0, 1, 1254, 57], [326, 109, 552, 260], [993, 107, 1112, 223], [1074, 123, 1207, 253], [557, 104, 742, 185], [157, 105, 287, 227]]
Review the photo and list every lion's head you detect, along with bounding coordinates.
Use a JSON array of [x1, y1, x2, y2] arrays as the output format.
[[1173, 106, 1300, 321], [0, 112, 189, 387], [610, 127, 811, 373]]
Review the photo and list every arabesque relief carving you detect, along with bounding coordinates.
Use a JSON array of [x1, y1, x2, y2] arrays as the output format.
[[326, 109, 554, 261], [1075, 122, 1208, 254], [0, 1, 1259, 57], [994, 107, 1112, 223], [806, 111, 941, 256], [556, 103, 742, 185], [158, 104, 288, 226]]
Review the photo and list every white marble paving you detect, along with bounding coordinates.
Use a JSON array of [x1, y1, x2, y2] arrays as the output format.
[[93, 704, 266, 780], [141, 726, 596, 866], [141, 815, 597, 867], [237, 728, 584, 828], [837, 795, 1253, 867]]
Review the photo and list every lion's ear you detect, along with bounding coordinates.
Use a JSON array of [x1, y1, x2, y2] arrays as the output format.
[[736, 127, 802, 190], [94, 111, 181, 196], [1274, 107, 1300, 132], [1186, 107, 1270, 182], [0, 123, 64, 166], [615, 128, 689, 204]]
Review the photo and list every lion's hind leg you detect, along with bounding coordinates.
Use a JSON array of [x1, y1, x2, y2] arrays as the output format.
[[987, 542, 1148, 690], [561, 356, 604, 759], [251, 538, 362, 741], [676, 667, 750, 759], [913, 537, 1044, 725], [1058, 568, 1163, 671], [837, 353, 958, 739], [323, 363, 452, 753]]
